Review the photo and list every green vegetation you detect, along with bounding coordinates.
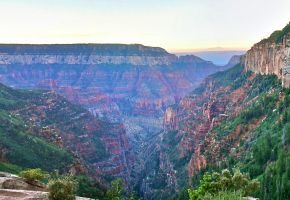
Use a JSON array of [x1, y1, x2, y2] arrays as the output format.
[[0, 112, 73, 171], [48, 177, 77, 200], [207, 63, 245, 88], [105, 179, 124, 200], [0, 162, 22, 174], [105, 179, 142, 200], [19, 168, 49, 182], [0, 83, 74, 171], [193, 63, 251, 95], [75, 175, 106, 199], [188, 169, 259, 200]]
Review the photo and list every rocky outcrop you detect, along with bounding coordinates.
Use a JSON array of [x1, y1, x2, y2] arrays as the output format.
[[163, 107, 178, 130], [188, 146, 206, 179], [0, 172, 46, 192], [245, 22, 290, 87], [0, 172, 92, 200]]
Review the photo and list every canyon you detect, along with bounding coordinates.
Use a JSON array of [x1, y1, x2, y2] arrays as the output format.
[[0, 44, 235, 193], [0, 21, 289, 199], [1, 23, 289, 199]]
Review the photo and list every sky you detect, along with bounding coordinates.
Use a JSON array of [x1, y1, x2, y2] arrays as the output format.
[[0, 0, 289, 52]]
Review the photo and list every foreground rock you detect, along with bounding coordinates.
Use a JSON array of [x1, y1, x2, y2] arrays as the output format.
[[0, 189, 91, 200], [0, 172, 46, 192], [0, 172, 91, 200]]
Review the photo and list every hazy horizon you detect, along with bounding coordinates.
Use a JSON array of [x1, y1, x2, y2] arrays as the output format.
[[0, 0, 290, 52], [0, 0, 289, 51]]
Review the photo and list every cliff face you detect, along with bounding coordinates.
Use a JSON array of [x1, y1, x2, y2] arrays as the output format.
[[245, 23, 290, 87], [0, 54, 175, 66]]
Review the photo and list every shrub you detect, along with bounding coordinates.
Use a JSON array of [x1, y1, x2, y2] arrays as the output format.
[[75, 175, 106, 199], [48, 177, 77, 200], [105, 178, 124, 200], [19, 168, 48, 182], [188, 169, 260, 200]]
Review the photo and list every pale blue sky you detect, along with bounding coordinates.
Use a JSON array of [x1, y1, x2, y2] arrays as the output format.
[[0, 0, 289, 51]]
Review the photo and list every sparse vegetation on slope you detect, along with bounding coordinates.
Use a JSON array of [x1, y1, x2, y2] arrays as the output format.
[[191, 70, 290, 200]]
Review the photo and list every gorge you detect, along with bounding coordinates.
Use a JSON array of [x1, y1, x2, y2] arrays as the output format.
[[0, 44, 234, 193]]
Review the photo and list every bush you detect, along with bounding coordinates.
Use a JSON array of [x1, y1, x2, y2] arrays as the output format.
[[105, 178, 124, 200], [75, 175, 106, 199], [188, 169, 260, 200], [19, 168, 48, 182], [48, 177, 77, 200]]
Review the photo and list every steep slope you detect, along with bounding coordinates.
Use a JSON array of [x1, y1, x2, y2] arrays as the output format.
[[146, 62, 289, 199], [139, 23, 290, 200], [0, 83, 133, 184]]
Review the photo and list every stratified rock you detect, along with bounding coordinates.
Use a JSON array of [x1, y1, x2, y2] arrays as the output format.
[[245, 22, 290, 87], [0, 44, 227, 120]]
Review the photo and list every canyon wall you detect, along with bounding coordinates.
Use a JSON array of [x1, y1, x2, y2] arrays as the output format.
[[147, 23, 290, 198], [245, 23, 290, 87], [0, 44, 226, 121]]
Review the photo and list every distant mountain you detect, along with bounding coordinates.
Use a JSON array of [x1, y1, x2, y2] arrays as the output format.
[[0, 43, 169, 56], [175, 50, 246, 65]]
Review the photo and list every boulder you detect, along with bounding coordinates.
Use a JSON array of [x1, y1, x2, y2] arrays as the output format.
[[0, 172, 46, 191]]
